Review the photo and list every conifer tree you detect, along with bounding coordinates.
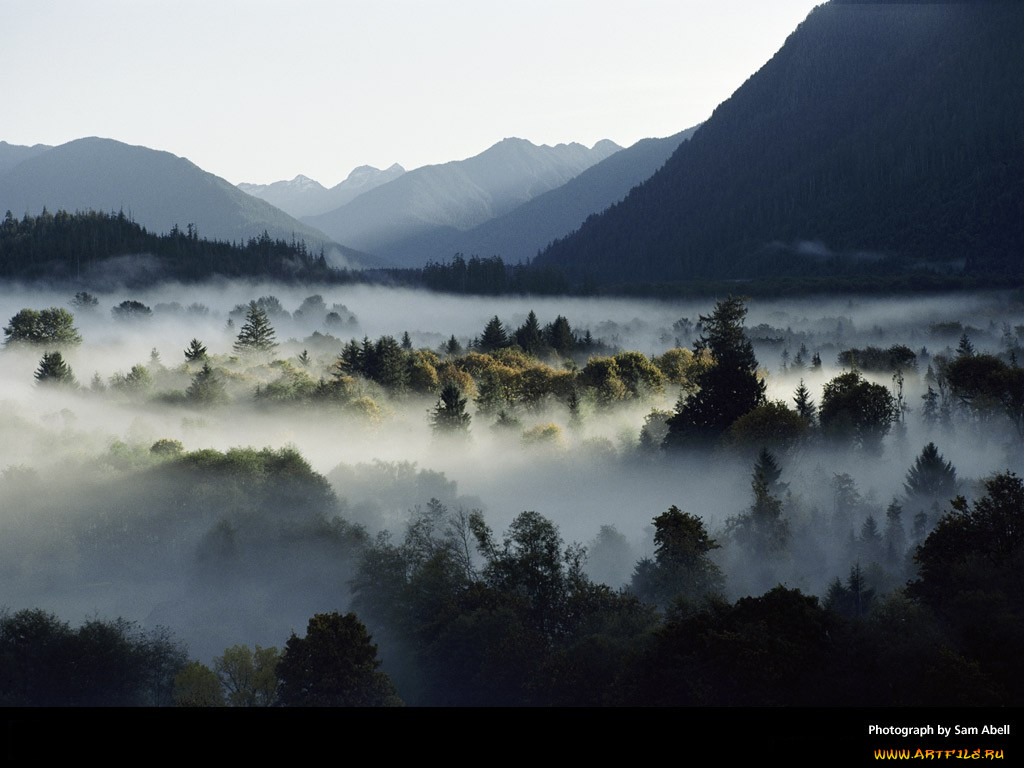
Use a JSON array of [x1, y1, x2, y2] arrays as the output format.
[[443, 335, 462, 356], [233, 301, 277, 354], [514, 310, 544, 355], [34, 351, 76, 386], [479, 316, 509, 353], [664, 296, 766, 448], [904, 442, 958, 500], [793, 378, 817, 424], [186, 362, 226, 405], [431, 383, 471, 435], [184, 338, 208, 362]]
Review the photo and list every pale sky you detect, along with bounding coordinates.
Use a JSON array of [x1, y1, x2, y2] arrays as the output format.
[[3, 0, 822, 186]]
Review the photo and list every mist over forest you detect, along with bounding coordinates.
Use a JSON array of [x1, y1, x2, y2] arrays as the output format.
[[4, 1, 1023, 716], [2, 280, 1022, 706]]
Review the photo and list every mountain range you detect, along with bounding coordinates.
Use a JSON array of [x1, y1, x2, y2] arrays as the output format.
[[0, 137, 342, 254], [303, 137, 622, 267], [535, 1, 1024, 286], [238, 163, 406, 219]]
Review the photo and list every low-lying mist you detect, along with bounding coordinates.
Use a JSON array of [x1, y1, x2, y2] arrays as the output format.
[[1, 281, 1022, 665]]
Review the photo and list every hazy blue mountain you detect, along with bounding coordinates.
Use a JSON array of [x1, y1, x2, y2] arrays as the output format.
[[402, 127, 699, 265], [536, 1, 1024, 286], [304, 137, 621, 267], [0, 137, 340, 252], [238, 163, 406, 219], [0, 141, 52, 175]]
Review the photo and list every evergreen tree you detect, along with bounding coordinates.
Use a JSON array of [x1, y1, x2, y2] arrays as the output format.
[[729, 451, 789, 557], [664, 296, 766, 448], [825, 563, 875, 620], [34, 351, 76, 386], [630, 506, 723, 608], [793, 378, 817, 424], [883, 498, 907, 565], [186, 362, 226, 405], [921, 385, 939, 425], [514, 311, 544, 355], [370, 336, 409, 390], [233, 301, 277, 354], [297, 350, 310, 368], [401, 331, 413, 350], [956, 332, 975, 358], [478, 316, 510, 353], [184, 338, 208, 362], [337, 339, 363, 376], [544, 315, 575, 356], [904, 442, 958, 500], [431, 383, 471, 435], [443, 335, 462, 356]]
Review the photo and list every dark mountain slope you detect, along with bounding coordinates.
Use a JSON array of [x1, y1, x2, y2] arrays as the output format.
[[536, 2, 1024, 286]]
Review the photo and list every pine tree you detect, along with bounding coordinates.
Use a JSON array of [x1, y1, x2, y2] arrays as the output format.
[[956, 332, 975, 358], [233, 302, 277, 354], [921, 385, 939, 425], [186, 362, 226, 405], [514, 310, 544, 355], [793, 378, 817, 424], [298, 350, 310, 367], [664, 296, 766, 448], [730, 451, 789, 557], [904, 442, 958, 500], [883, 498, 907, 565], [443, 335, 462, 356], [184, 338, 208, 362], [431, 383, 471, 435], [478, 316, 509, 353], [337, 339, 363, 376], [34, 351, 76, 386], [545, 315, 575, 356], [401, 331, 413, 350]]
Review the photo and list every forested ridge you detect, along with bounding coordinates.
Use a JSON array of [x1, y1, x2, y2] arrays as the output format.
[[537, 3, 1024, 286], [0, 209, 346, 285]]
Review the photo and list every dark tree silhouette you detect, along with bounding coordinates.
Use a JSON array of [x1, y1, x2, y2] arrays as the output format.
[[665, 296, 765, 448]]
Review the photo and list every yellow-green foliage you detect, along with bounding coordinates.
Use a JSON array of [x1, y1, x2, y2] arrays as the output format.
[[437, 360, 477, 399], [578, 357, 628, 404], [521, 422, 564, 448], [613, 351, 665, 396], [256, 363, 318, 403], [653, 347, 698, 387], [407, 351, 440, 395], [490, 347, 533, 371], [455, 351, 497, 379], [347, 395, 382, 422], [514, 366, 575, 408]]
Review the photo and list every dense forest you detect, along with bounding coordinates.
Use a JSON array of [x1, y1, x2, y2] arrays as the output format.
[[2, 286, 1023, 709], [0, 209, 347, 285], [536, 3, 1024, 286]]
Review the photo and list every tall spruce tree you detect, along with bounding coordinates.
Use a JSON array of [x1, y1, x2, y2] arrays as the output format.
[[34, 351, 76, 386], [664, 296, 766, 448], [431, 383, 471, 435], [478, 316, 509, 353], [184, 338, 207, 362], [515, 311, 544, 355], [233, 301, 277, 354]]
